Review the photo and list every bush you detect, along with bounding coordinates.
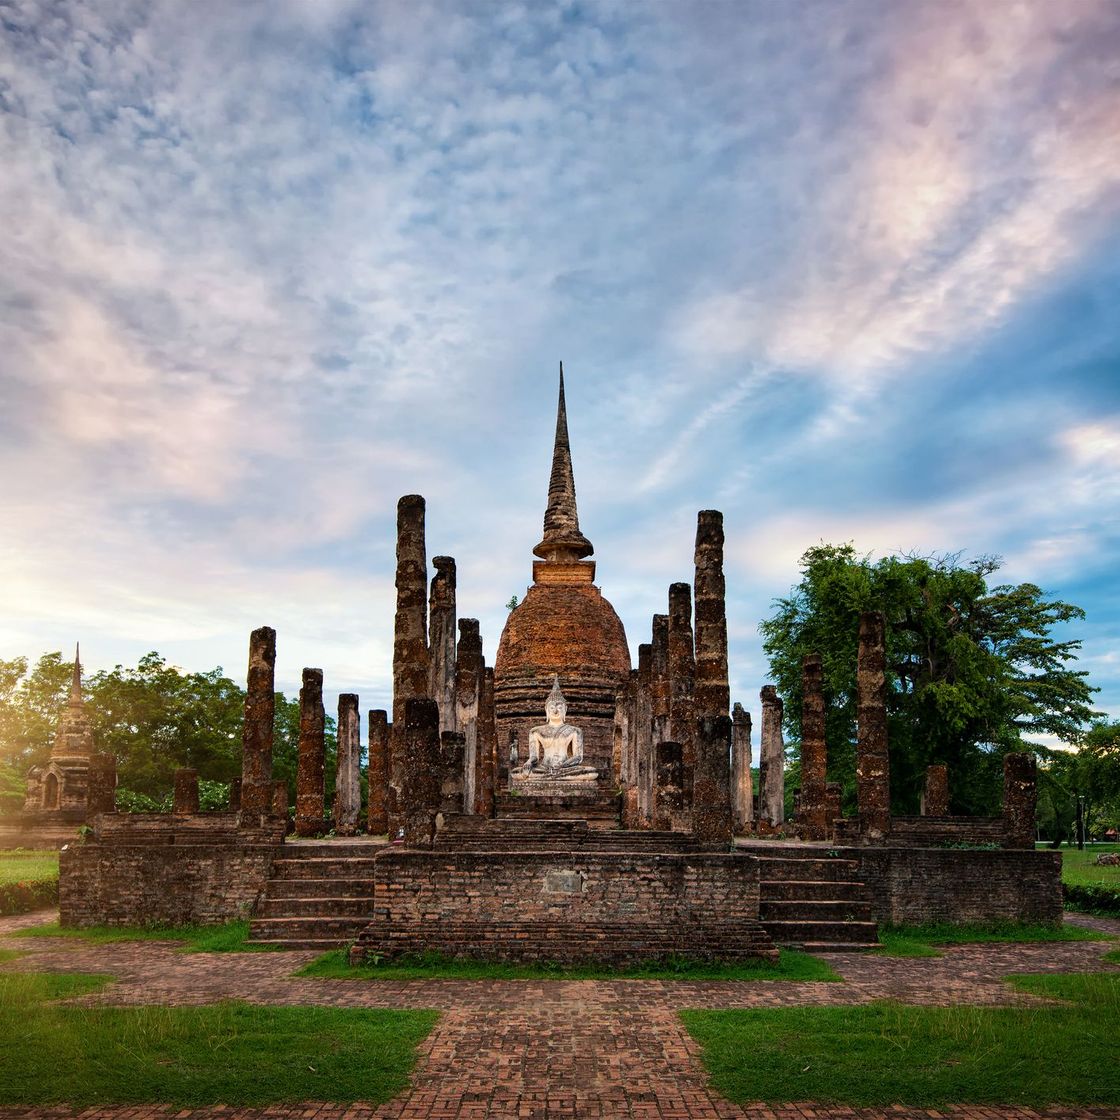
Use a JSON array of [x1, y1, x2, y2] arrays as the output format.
[[0, 878, 58, 916], [1064, 883, 1120, 915]]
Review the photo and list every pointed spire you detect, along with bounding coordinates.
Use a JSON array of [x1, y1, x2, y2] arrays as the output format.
[[533, 362, 594, 561], [70, 642, 82, 706]]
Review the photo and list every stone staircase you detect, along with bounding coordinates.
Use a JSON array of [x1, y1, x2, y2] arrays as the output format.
[[738, 841, 879, 952], [494, 787, 621, 828], [247, 840, 384, 950], [435, 815, 700, 853]]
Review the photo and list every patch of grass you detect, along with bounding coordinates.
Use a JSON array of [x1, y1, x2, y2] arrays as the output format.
[[875, 920, 1111, 956], [0, 971, 437, 1107], [0, 949, 26, 964], [1058, 846, 1120, 889], [296, 947, 840, 982], [683, 971, 1120, 1106], [12, 919, 278, 953], [1104, 947, 1120, 965], [0, 850, 59, 916]]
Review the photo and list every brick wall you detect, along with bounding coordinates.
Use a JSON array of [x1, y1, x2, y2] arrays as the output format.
[[854, 846, 1062, 925], [352, 850, 774, 963], [889, 816, 1008, 848], [59, 811, 284, 927]]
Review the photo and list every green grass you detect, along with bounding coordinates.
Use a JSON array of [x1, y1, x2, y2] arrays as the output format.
[[0, 970, 437, 1107], [297, 947, 840, 982], [0, 949, 25, 963], [682, 971, 1120, 1106], [0, 850, 59, 916], [1059, 846, 1120, 889], [875, 920, 1112, 957], [0, 850, 59, 886], [12, 919, 279, 953]]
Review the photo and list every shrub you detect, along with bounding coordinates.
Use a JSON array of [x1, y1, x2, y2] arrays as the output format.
[[1064, 883, 1120, 915]]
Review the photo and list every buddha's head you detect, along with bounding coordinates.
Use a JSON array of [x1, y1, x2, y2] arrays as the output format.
[[545, 676, 567, 724]]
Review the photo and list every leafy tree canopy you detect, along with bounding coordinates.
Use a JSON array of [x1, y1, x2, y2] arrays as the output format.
[[759, 543, 1098, 816], [0, 651, 336, 804]]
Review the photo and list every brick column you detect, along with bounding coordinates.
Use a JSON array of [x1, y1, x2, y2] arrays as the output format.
[[439, 730, 466, 815], [1002, 752, 1037, 849], [693, 714, 733, 849], [403, 697, 441, 847], [295, 668, 325, 836], [428, 556, 457, 733], [476, 668, 497, 818], [668, 583, 696, 773], [759, 685, 785, 826], [87, 753, 117, 817], [799, 653, 828, 840], [693, 510, 730, 720], [635, 643, 654, 828], [654, 741, 685, 831], [271, 779, 289, 822], [856, 610, 891, 840], [173, 768, 199, 815], [732, 702, 753, 832], [239, 626, 276, 816], [333, 693, 361, 836], [921, 764, 949, 816], [455, 619, 483, 815], [389, 495, 430, 837], [651, 613, 670, 746], [367, 709, 389, 833]]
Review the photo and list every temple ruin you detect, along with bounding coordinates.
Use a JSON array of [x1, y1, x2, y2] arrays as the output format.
[[54, 365, 1062, 956]]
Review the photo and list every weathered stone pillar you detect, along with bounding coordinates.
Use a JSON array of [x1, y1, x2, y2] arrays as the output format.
[[921, 764, 949, 816], [693, 510, 730, 720], [668, 583, 696, 772], [476, 668, 498, 817], [1002, 752, 1037, 850], [173, 768, 199, 815], [614, 677, 634, 823], [86, 753, 117, 816], [367, 710, 389, 833], [693, 714, 733, 849], [333, 693, 361, 836], [759, 686, 785, 826], [239, 626, 276, 816], [455, 619, 483, 815], [390, 495, 430, 836], [799, 653, 829, 840], [403, 697, 441, 847], [732, 703, 753, 832], [228, 777, 241, 811], [651, 613, 670, 746], [429, 556, 457, 733], [439, 731, 466, 816], [654, 741, 685, 831], [635, 643, 654, 828], [271, 779, 289, 822], [855, 610, 891, 841], [295, 668, 325, 837]]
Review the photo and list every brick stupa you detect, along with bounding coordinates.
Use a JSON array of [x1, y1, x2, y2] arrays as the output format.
[[494, 366, 631, 782]]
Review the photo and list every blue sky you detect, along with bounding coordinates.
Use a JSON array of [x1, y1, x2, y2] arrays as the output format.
[[1, 0, 1118, 743]]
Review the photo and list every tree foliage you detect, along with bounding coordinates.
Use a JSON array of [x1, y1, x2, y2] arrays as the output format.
[[759, 544, 1098, 816], [0, 651, 337, 807]]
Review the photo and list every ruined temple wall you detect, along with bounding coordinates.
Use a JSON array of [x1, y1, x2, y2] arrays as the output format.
[[854, 847, 1062, 925], [351, 849, 771, 963]]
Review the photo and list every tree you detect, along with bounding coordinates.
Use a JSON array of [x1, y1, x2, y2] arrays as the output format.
[[759, 544, 1098, 816]]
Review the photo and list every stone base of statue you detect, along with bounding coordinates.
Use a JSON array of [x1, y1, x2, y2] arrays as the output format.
[[510, 762, 601, 799]]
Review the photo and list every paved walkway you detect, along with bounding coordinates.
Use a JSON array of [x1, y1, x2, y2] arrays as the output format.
[[1, 910, 1118, 1120]]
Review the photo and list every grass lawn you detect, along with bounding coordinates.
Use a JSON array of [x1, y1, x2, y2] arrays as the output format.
[[13, 919, 278, 953], [297, 947, 840, 982], [1057, 845, 1120, 888], [0, 850, 59, 916], [876, 919, 1113, 957], [0, 971, 437, 1107], [682, 971, 1120, 1107]]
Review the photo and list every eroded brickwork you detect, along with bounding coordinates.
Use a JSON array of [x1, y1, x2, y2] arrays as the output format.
[[1002, 751, 1038, 850], [403, 697, 441, 847], [921, 763, 950, 816], [759, 685, 785, 826], [798, 653, 828, 840], [732, 702, 753, 831], [654, 740, 686, 831], [455, 619, 483, 814], [667, 583, 696, 771], [693, 510, 730, 721], [239, 626, 276, 816], [173, 769, 199, 815], [333, 694, 360, 836], [855, 611, 891, 840], [476, 668, 497, 817], [295, 668, 325, 837], [428, 555, 457, 734], [367, 709, 389, 833], [692, 714, 733, 849]]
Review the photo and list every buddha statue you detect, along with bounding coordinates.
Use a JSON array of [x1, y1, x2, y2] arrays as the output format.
[[513, 676, 598, 781]]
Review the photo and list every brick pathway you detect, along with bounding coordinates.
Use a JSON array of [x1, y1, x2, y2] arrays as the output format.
[[1, 913, 1117, 1120]]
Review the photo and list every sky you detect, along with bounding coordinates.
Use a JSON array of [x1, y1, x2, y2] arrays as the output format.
[[1, 0, 1118, 745]]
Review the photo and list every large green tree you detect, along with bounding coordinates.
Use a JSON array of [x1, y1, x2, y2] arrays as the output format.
[[759, 544, 1098, 816]]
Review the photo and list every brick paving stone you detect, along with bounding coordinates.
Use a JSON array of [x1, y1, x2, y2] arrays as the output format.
[[1, 914, 1117, 1119]]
